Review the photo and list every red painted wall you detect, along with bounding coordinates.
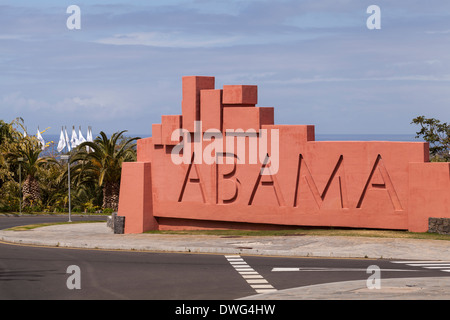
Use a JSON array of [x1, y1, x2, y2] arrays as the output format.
[[118, 76, 449, 233]]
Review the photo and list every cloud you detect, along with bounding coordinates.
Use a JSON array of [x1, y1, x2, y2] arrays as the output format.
[[1, 90, 134, 121], [96, 31, 242, 48], [1, 92, 47, 111], [426, 30, 450, 34], [264, 74, 450, 85], [1, 0, 450, 136]]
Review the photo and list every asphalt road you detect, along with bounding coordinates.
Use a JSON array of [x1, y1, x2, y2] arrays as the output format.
[[0, 214, 106, 229], [0, 215, 449, 300]]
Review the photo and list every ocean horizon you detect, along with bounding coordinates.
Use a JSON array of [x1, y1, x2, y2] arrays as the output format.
[[39, 132, 424, 145], [38, 132, 425, 157], [315, 133, 422, 142]]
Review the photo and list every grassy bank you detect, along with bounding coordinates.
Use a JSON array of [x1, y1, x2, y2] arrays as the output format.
[[6, 220, 103, 231], [144, 227, 450, 241]]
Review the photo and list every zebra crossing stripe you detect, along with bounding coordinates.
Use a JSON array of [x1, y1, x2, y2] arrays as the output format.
[[225, 255, 277, 294]]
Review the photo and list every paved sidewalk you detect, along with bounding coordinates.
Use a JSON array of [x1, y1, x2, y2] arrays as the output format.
[[1, 222, 450, 260], [240, 277, 450, 300], [1, 222, 450, 299]]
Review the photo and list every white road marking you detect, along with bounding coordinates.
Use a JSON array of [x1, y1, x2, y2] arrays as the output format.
[[242, 275, 263, 279], [239, 271, 259, 274], [406, 263, 450, 267], [235, 269, 255, 272], [272, 267, 419, 272], [391, 261, 450, 264], [272, 267, 299, 272], [391, 260, 450, 273], [246, 279, 269, 284], [250, 284, 274, 289], [225, 255, 277, 294], [254, 289, 277, 292]]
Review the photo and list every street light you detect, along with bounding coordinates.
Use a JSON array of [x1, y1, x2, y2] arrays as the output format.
[[60, 155, 72, 222], [17, 157, 23, 216]]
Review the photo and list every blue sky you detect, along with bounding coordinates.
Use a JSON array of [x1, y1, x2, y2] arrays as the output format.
[[1, 0, 450, 138]]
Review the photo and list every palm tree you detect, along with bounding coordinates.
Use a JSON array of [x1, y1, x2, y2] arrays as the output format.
[[4, 136, 57, 207], [72, 130, 139, 211]]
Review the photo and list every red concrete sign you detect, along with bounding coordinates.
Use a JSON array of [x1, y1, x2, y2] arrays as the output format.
[[118, 76, 450, 233]]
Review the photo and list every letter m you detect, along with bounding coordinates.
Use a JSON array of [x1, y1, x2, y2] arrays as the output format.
[[294, 155, 348, 209]]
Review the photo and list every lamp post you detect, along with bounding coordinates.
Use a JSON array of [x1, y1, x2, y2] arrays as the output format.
[[17, 157, 23, 216], [60, 155, 72, 222]]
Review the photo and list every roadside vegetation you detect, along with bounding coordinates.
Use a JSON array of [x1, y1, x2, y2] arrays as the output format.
[[0, 118, 139, 214], [144, 227, 450, 240]]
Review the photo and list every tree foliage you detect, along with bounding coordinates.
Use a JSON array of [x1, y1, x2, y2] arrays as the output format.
[[1, 118, 58, 208], [412, 116, 450, 162], [0, 118, 139, 213], [70, 130, 139, 211]]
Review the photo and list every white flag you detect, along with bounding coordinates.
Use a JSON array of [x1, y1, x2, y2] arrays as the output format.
[[65, 126, 71, 152], [86, 126, 93, 152], [57, 127, 66, 152], [78, 126, 86, 144], [87, 126, 93, 142], [36, 128, 45, 150], [71, 126, 78, 148]]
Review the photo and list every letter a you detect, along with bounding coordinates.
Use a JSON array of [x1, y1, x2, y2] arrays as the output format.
[[366, 265, 381, 289], [357, 154, 402, 211], [66, 265, 81, 289], [366, 5, 381, 30], [249, 154, 285, 207], [178, 153, 207, 203], [67, 5, 81, 30]]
